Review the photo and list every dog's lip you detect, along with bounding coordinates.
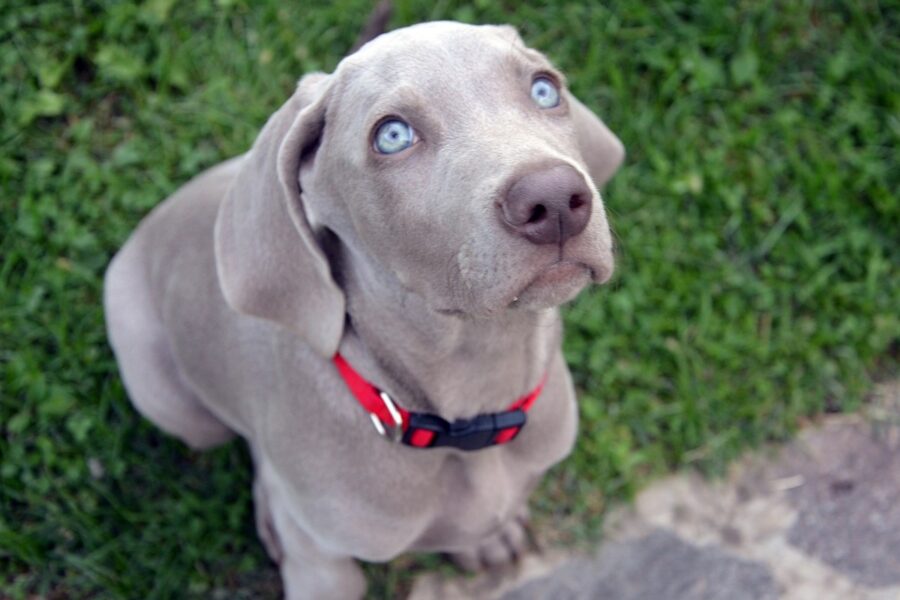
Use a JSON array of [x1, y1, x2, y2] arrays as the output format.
[[433, 260, 590, 316], [508, 259, 592, 306], [531, 259, 591, 286]]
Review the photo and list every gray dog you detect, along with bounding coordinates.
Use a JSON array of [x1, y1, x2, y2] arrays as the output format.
[[104, 21, 623, 599]]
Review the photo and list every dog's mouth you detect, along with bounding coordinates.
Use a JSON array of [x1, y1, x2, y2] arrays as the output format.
[[435, 235, 614, 317], [433, 260, 591, 317], [507, 259, 593, 309]]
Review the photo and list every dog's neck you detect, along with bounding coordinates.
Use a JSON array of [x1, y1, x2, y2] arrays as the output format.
[[335, 246, 561, 421]]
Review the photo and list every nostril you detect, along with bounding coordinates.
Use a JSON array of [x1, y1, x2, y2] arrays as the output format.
[[527, 204, 547, 224], [569, 194, 586, 212]]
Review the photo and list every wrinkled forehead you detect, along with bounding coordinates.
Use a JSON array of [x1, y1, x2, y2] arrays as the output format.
[[332, 22, 561, 109]]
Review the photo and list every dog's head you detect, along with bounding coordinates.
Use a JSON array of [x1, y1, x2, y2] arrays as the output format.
[[216, 22, 624, 356]]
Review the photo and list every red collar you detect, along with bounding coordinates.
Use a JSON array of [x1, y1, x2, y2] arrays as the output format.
[[333, 353, 545, 451]]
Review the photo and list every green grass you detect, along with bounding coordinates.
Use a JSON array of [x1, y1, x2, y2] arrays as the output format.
[[2, 0, 897, 597]]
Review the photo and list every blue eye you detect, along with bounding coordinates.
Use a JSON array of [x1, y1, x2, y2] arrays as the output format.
[[530, 77, 560, 109], [373, 119, 415, 154]]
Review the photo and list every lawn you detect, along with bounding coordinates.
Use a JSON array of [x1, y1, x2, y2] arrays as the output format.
[[1, 0, 897, 597]]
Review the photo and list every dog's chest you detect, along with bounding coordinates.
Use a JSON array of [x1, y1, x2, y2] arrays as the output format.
[[409, 451, 540, 550], [297, 395, 575, 559], [258, 349, 578, 560], [290, 446, 547, 560]]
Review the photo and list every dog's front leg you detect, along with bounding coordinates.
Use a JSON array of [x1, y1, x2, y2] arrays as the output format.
[[276, 517, 365, 600], [252, 457, 366, 600], [449, 503, 533, 571]]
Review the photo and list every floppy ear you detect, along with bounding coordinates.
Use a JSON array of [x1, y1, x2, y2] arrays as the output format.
[[565, 91, 625, 187], [215, 73, 345, 357]]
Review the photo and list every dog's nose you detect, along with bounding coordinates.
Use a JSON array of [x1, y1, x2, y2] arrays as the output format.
[[501, 164, 593, 245]]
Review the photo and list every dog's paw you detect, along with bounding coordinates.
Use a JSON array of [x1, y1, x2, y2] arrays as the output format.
[[450, 508, 535, 571]]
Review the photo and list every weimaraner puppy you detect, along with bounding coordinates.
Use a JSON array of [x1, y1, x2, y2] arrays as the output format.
[[104, 21, 623, 599]]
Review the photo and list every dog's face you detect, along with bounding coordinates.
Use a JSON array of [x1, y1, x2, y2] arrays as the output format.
[[300, 22, 617, 316], [215, 21, 623, 355]]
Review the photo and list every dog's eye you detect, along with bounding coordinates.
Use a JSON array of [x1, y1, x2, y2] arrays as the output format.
[[373, 119, 416, 154], [530, 77, 560, 109]]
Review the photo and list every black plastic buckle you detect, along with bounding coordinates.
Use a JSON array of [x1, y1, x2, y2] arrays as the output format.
[[403, 409, 527, 451]]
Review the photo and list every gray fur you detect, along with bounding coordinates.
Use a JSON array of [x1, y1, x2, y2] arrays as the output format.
[[104, 22, 623, 599]]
